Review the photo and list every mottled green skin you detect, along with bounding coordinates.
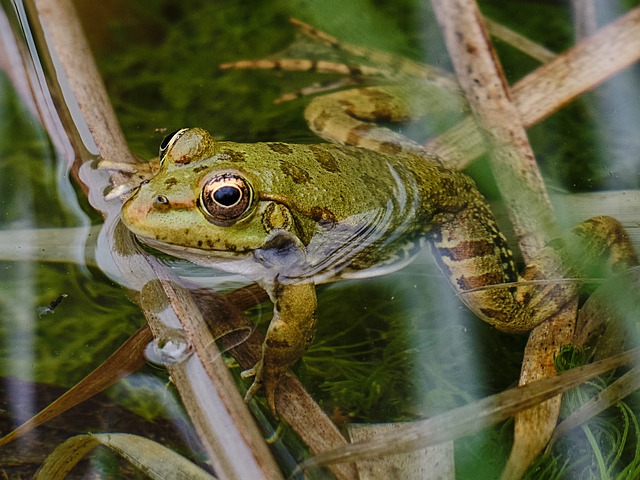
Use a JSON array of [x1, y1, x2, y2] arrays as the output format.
[[122, 129, 481, 272], [121, 126, 593, 415], [121, 127, 511, 414]]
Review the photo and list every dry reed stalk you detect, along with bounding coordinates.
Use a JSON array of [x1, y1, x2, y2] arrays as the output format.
[[429, 1, 583, 478]]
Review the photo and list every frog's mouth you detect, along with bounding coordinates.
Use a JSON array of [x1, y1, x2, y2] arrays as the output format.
[[120, 194, 258, 262], [134, 235, 251, 262]]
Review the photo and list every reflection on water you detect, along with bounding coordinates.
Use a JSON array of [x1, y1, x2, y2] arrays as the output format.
[[3, 261, 36, 427], [1, 0, 640, 478], [0, 7, 191, 475]]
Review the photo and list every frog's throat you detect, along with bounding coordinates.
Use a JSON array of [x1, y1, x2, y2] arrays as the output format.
[[134, 235, 310, 285]]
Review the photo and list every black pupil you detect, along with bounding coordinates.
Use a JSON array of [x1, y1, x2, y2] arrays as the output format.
[[213, 186, 241, 206]]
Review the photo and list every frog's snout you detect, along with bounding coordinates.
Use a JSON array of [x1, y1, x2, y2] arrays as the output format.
[[120, 194, 149, 230]]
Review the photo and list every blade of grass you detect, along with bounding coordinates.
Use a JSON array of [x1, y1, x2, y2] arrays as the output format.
[[552, 366, 640, 441], [0, 325, 151, 447], [33, 433, 216, 480]]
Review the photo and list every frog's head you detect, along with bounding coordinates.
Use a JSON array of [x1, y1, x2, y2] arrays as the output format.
[[121, 128, 303, 272]]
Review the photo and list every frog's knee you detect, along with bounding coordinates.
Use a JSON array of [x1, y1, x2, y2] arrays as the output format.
[[574, 216, 638, 269], [575, 216, 622, 235]]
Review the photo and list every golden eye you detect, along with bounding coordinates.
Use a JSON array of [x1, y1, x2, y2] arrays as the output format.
[[159, 128, 188, 161], [200, 173, 253, 225]]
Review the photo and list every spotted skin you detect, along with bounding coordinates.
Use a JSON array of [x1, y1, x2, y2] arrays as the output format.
[[121, 108, 637, 414]]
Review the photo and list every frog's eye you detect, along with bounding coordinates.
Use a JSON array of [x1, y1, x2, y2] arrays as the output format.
[[159, 128, 188, 161], [200, 173, 253, 226]]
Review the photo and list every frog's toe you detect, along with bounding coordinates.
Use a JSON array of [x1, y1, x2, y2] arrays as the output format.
[[241, 365, 257, 380], [244, 378, 278, 416], [242, 360, 263, 396], [242, 362, 279, 416], [96, 160, 139, 173], [263, 381, 278, 417], [105, 183, 136, 201], [244, 377, 262, 403], [242, 364, 261, 402]]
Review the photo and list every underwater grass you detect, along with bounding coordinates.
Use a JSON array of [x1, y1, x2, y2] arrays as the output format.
[[3, 0, 639, 476], [514, 346, 640, 480]]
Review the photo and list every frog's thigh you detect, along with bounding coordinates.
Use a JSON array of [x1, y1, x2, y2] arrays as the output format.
[[306, 86, 413, 124], [306, 87, 427, 155]]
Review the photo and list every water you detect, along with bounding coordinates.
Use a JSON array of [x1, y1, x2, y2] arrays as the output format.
[[1, 0, 640, 478]]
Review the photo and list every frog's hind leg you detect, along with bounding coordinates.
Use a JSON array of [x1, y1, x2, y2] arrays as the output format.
[[218, 18, 397, 104], [288, 18, 457, 89], [304, 85, 462, 161], [219, 17, 445, 84], [433, 210, 638, 334], [219, 18, 458, 104], [569, 215, 639, 272], [219, 56, 390, 104]]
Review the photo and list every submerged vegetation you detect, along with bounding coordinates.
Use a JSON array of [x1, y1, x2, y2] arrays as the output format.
[[1, 0, 640, 477]]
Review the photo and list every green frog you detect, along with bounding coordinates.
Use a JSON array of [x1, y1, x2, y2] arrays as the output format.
[[119, 87, 637, 415]]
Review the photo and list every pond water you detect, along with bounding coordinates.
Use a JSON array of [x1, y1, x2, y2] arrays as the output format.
[[1, 0, 640, 478]]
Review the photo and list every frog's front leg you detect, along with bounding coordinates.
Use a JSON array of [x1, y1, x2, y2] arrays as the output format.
[[242, 280, 318, 415]]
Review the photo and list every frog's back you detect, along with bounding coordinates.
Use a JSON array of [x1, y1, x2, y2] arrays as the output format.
[[218, 141, 406, 214], [217, 141, 474, 222], [213, 141, 482, 281]]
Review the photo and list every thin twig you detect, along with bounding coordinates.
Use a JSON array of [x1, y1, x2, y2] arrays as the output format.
[[430, 0, 551, 257], [484, 17, 556, 63], [297, 347, 640, 469]]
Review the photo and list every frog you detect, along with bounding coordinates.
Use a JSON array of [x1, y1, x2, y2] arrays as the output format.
[[119, 99, 637, 415]]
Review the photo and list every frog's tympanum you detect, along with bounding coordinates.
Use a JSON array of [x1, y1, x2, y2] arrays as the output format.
[[121, 122, 637, 414]]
